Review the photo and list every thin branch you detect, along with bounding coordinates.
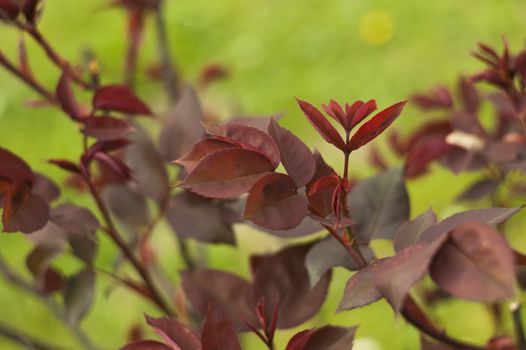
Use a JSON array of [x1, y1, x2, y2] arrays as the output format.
[[153, 0, 180, 102], [510, 301, 526, 348]]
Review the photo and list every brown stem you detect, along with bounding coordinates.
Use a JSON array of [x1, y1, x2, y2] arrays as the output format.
[[84, 177, 174, 316], [323, 224, 367, 268], [0, 50, 56, 102], [153, 1, 180, 102]]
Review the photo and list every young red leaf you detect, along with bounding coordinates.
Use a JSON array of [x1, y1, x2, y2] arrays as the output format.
[[201, 304, 241, 350], [296, 98, 346, 151], [145, 315, 201, 350], [307, 175, 340, 218], [205, 122, 280, 168], [347, 100, 407, 152], [322, 100, 346, 127], [56, 69, 83, 120], [285, 329, 313, 350], [93, 85, 153, 116], [349, 99, 377, 130], [244, 173, 308, 230], [175, 139, 237, 173], [268, 118, 315, 187], [81, 116, 134, 141], [48, 159, 82, 174], [430, 221, 515, 301], [179, 148, 273, 199]]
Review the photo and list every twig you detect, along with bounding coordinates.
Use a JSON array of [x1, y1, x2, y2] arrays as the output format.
[[510, 301, 526, 349], [153, 0, 180, 102]]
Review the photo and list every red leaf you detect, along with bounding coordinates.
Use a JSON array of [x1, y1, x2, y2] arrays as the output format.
[[268, 119, 315, 187], [321, 100, 346, 127], [81, 116, 134, 141], [285, 330, 313, 350], [296, 98, 346, 151], [201, 304, 241, 350], [175, 139, 237, 173], [145, 316, 201, 350], [347, 101, 407, 152], [48, 159, 82, 174], [56, 70, 83, 120], [0, 0, 20, 19], [205, 122, 280, 168], [303, 326, 356, 350], [0, 147, 33, 186], [93, 85, 153, 116], [349, 99, 377, 129], [3, 193, 49, 233], [245, 173, 308, 230], [179, 149, 273, 199], [94, 153, 133, 182], [307, 175, 340, 218]]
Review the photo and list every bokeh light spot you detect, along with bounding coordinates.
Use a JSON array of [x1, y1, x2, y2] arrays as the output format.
[[354, 337, 383, 350], [359, 10, 393, 45]]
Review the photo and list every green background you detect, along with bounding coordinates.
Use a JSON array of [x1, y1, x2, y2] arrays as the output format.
[[1, 0, 526, 349]]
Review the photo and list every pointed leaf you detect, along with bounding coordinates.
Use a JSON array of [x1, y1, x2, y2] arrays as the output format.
[[347, 101, 407, 151], [303, 326, 356, 350], [56, 70, 83, 120], [268, 119, 315, 187], [286, 330, 313, 350], [201, 304, 242, 350], [81, 116, 133, 141], [176, 139, 237, 173], [180, 149, 273, 199], [145, 315, 201, 350], [93, 85, 152, 116], [394, 208, 437, 252], [63, 268, 95, 324]]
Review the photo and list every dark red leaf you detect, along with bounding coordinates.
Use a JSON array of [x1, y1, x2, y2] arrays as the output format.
[[82, 116, 134, 141], [32, 173, 60, 203], [285, 329, 313, 350], [93, 85, 152, 116], [0, 0, 19, 19], [0, 147, 33, 186], [268, 118, 315, 187], [205, 122, 280, 168], [201, 304, 241, 350], [322, 100, 346, 127], [145, 315, 201, 350], [26, 245, 62, 294], [120, 340, 173, 350], [347, 101, 407, 152], [94, 153, 133, 182], [455, 178, 499, 202], [303, 326, 356, 350], [296, 98, 346, 151], [430, 221, 515, 301], [244, 173, 308, 230], [252, 244, 331, 329], [56, 70, 83, 120], [179, 148, 273, 199], [307, 175, 340, 218], [349, 99, 377, 129], [165, 192, 235, 245], [175, 139, 237, 173], [394, 208, 437, 253], [412, 86, 452, 110], [181, 269, 256, 330], [404, 138, 450, 178], [3, 193, 49, 233], [22, 0, 41, 23], [458, 77, 480, 113], [48, 159, 82, 174]]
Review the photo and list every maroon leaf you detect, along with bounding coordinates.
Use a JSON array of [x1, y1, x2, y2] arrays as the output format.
[[404, 137, 450, 178], [56, 70, 83, 120], [244, 173, 308, 230], [252, 244, 331, 329], [159, 85, 204, 162], [48, 159, 82, 174], [93, 85, 153, 116], [206, 122, 280, 168], [165, 192, 235, 245], [145, 315, 201, 350], [394, 208, 437, 253], [430, 221, 515, 301], [81, 116, 134, 141], [94, 152, 133, 182], [32, 173, 60, 203], [0, 147, 33, 186], [201, 304, 242, 350], [22, 0, 41, 24], [3, 193, 49, 233], [347, 101, 407, 152], [181, 269, 256, 330], [303, 326, 356, 350], [296, 98, 346, 151], [175, 139, 237, 173], [285, 329, 313, 350], [0, 0, 19, 19], [267, 119, 315, 187], [322, 100, 347, 127], [412, 86, 452, 110], [307, 175, 340, 218], [455, 178, 499, 202], [120, 340, 173, 350], [179, 149, 273, 199], [350, 99, 377, 130], [458, 77, 480, 113]]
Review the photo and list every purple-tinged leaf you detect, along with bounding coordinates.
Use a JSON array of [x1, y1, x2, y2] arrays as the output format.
[[349, 168, 409, 241], [347, 101, 407, 152], [94, 152, 133, 182], [296, 98, 346, 151], [303, 326, 356, 350], [430, 221, 515, 301], [159, 85, 204, 162], [175, 139, 237, 173], [201, 304, 242, 350], [455, 179, 499, 202], [249, 216, 322, 238], [285, 329, 313, 350], [26, 245, 63, 294], [81, 116, 134, 141], [307, 175, 340, 218], [244, 173, 308, 230], [268, 119, 315, 187], [165, 192, 235, 245], [120, 340, 173, 350], [63, 268, 95, 324], [0, 147, 33, 186], [181, 269, 256, 330], [104, 185, 150, 230], [145, 315, 201, 350], [179, 149, 273, 199], [412, 86, 453, 110], [306, 237, 374, 286], [350, 99, 377, 130], [3, 193, 49, 233], [32, 173, 60, 203], [56, 70, 83, 120], [93, 85, 153, 116], [206, 122, 280, 168], [394, 208, 437, 252], [48, 159, 82, 174], [253, 244, 331, 329], [458, 77, 480, 113]]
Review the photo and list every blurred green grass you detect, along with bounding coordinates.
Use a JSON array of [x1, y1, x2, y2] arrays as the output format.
[[1, 0, 526, 349]]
